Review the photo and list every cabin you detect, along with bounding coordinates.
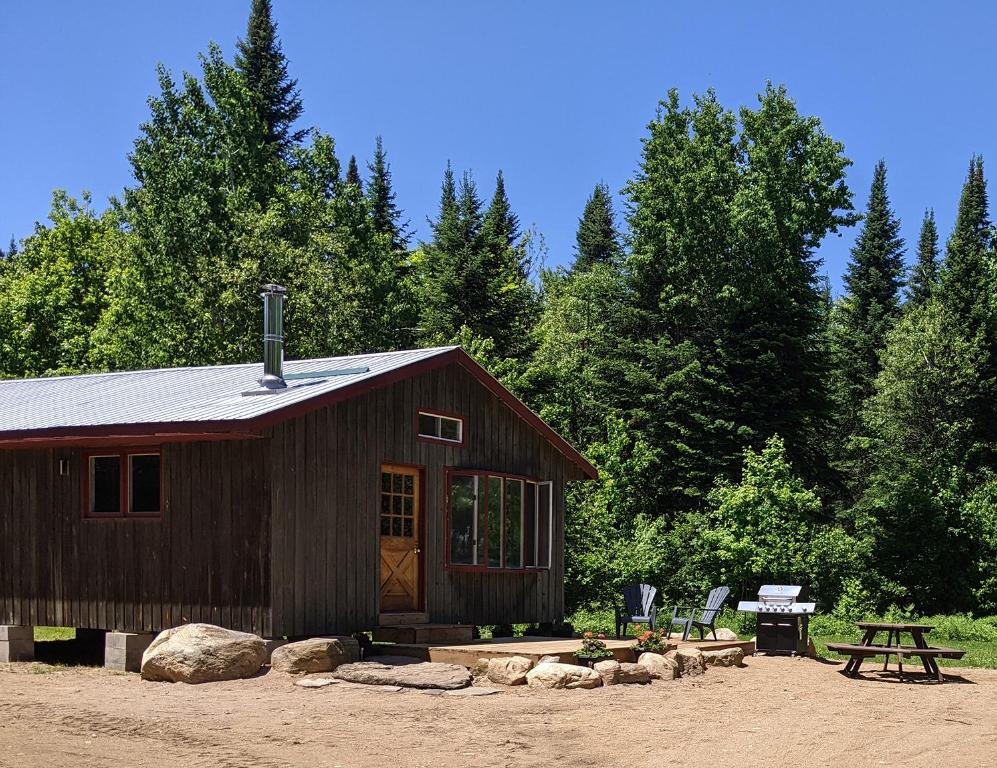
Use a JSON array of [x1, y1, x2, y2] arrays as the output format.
[[0, 286, 596, 666]]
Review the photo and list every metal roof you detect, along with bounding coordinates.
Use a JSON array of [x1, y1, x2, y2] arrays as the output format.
[[0, 347, 456, 433]]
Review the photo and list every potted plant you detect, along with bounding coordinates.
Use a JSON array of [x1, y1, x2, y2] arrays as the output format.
[[631, 627, 669, 655], [575, 631, 614, 667]]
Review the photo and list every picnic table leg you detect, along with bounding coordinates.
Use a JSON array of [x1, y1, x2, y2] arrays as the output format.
[[882, 629, 893, 672], [912, 629, 943, 681], [846, 628, 878, 677]]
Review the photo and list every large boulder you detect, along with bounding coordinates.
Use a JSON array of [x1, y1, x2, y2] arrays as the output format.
[[270, 636, 359, 674], [702, 647, 745, 667], [710, 628, 740, 642], [637, 652, 679, 680], [333, 660, 471, 690], [665, 648, 706, 677], [618, 662, 651, 684], [525, 662, 602, 690], [486, 656, 533, 686], [141, 623, 268, 684]]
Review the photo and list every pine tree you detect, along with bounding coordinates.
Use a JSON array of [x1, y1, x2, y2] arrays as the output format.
[[830, 160, 906, 438], [345, 155, 362, 191], [366, 136, 408, 251], [234, 0, 305, 155], [572, 182, 620, 271], [938, 156, 992, 336], [907, 209, 940, 306], [482, 170, 519, 248]]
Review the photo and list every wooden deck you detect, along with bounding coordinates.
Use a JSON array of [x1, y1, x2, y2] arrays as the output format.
[[370, 635, 755, 666]]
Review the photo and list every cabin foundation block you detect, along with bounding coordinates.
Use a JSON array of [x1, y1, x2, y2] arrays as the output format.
[[104, 632, 155, 672], [0, 625, 34, 663]]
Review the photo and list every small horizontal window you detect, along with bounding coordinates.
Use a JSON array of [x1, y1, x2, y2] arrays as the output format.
[[417, 411, 463, 444], [84, 449, 162, 519]]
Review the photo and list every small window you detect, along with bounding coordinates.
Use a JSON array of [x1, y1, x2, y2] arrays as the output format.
[[417, 410, 464, 445], [84, 449, 162, 518]]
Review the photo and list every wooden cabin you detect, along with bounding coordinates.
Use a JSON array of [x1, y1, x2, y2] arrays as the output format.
[[0, 289, 595, 646]]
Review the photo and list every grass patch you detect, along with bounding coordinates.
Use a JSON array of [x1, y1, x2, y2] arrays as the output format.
[[34, 627, 75, 642]]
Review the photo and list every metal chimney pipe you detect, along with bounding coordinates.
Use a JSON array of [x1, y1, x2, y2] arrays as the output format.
[[260, 284, 287, 390]]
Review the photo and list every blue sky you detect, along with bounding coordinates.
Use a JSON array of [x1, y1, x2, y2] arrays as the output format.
[[2, 1, 995, 292]]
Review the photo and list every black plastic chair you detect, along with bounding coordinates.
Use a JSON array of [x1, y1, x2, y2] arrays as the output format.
[[670, 586, 730, 641], [615, 583, 658, 638]]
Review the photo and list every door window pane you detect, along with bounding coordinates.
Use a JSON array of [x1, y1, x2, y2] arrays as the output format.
[[450, 475, 476, 565], [129, 454, 161, 514], [90, 456, 120, 515], [487, 476, 503, 567]]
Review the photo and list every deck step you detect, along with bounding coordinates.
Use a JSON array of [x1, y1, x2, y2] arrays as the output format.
[[377, 612, 430, 626], [372, 623, 474, 644]]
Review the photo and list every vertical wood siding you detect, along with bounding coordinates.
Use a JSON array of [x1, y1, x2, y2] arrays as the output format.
[[0, 440, 271, 635], [268, 362, 585, 637]]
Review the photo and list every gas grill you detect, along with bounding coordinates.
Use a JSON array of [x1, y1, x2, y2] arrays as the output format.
[[737, 584, 816, 656]]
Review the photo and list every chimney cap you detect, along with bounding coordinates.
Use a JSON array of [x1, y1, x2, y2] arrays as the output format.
[[261, 283, 287, 296]]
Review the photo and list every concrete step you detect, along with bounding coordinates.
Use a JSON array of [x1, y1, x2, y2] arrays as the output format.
[[372, 623, 474, 644]]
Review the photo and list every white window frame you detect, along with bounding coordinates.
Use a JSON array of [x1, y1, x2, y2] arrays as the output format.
[[417, 410, 463, 444]]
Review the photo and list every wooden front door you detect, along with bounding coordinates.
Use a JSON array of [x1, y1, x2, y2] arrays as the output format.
[[379, 464, 421, 612]]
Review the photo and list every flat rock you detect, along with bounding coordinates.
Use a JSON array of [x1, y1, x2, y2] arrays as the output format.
[[445, 687, 501, 697], [334, 660, 471, 690], [638, 652, 679, 680], [702, 647, 745, 667], [538, 655, 560, 665], [486, 656, 533, 686], [526, 662, 602, 690], [710, 628, 740, 641], [271, 637, 359, 675], [295, 677, 339, 688], [141, 623, 268, 684]]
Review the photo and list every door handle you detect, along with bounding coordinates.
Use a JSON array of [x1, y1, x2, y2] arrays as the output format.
[[413, 547, 421, 554]]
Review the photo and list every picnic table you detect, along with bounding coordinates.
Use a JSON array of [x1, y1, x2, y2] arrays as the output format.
[[826, 622, 966, 682]]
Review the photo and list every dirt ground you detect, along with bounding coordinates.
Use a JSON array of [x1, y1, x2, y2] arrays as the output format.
[[1, 655, 995, 768]]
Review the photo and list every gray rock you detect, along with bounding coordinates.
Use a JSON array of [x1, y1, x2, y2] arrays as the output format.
[[295, 677, 339, 688], [525, 662, 602, 690], [710, 627, 740, 641], [538, 654, 560, 665], [333, 660, 472, 690], [486, 656, 533, 686], [702, 647, 745, 667], [141, 623, 268, 684], [637, 652, 679, 680], [270, 636, 359, 675]]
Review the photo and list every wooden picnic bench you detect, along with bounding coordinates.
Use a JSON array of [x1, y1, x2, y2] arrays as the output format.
[[827, 622, 966, 682]]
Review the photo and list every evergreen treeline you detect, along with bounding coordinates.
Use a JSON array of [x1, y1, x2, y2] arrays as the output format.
[[3, 1, 996, 618]]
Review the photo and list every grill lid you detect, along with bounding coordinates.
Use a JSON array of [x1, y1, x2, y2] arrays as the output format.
[[758, 584, 802, 600]]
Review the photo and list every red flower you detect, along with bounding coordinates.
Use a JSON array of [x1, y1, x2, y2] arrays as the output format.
[[583, 631, 593, 639], [597, 633, 606, 640]]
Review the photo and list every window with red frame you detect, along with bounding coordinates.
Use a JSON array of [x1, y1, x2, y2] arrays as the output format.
[[84, 450, 162, 518], [448, 471, 552, 569]]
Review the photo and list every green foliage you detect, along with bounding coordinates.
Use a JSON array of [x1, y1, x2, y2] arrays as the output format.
[[663, 436, 867, 607]]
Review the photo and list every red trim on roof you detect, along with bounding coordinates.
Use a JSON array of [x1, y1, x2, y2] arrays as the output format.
[[0, 348, 598, 479]]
